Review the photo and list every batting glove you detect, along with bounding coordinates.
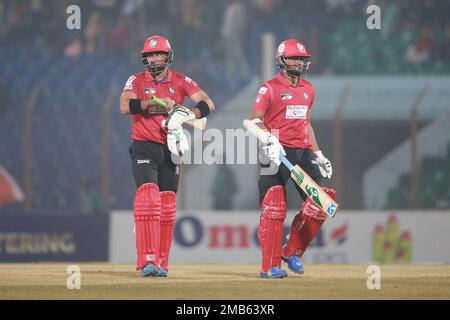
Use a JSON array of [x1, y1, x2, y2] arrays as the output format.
[[163, 106, 196, 131], [312, 150, 333, 179], [261, 132, 286, 166], [167, 128, 189, 157]]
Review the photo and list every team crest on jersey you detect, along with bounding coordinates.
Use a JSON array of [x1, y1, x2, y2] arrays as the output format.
[[169, 87, 175, 95], [144, 88, 156, 95], [281, 93, 293, 100]]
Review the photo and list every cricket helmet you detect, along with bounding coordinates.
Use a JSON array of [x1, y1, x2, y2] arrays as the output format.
[[141, 35, 174, 75], [276, 39, 311, 77]]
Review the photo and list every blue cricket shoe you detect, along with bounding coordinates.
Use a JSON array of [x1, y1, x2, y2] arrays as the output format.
[[140, 263, 159, 277], [155, 268, 168, 277], [260, 267, 288, 279], [282, 255, 305, 274]]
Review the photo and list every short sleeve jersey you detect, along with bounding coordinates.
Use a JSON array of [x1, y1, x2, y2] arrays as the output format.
[[122, 69, 201, 144], [252, 73, 315, 149]]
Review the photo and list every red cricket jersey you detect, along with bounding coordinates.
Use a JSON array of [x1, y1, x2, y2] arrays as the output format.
[[122, 69, 201, 144], [252, 73, 315, 149]]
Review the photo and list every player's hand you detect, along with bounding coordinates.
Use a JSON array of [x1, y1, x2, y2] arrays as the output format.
[[261, 132, 286, 166], [312, 151, 333, 179], [167, 127, 189, 157], [163, 106, 196, 130], [159, 97, 176, 112]]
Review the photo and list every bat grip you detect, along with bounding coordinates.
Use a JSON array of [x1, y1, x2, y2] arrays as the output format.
[[151, 96, 168, 109], [279, 154, 294, 171]]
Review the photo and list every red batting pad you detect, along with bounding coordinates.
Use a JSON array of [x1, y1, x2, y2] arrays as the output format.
[[282, 187, 336, 258], [159, 191, 176, 271], [134, 183, 161, 270], [258, 185, 287, 272]]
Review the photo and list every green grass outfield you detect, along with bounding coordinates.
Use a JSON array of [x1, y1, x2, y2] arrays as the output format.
[[1, 263, 449, 299]]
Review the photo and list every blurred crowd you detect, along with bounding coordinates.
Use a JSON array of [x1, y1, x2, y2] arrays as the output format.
[[1, 0, 449, 85], [1, 0, 449, 213]]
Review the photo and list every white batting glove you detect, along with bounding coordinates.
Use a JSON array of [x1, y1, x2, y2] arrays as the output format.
[[312, 150, 333, 179], [163, 106, 196, 131], [261, 132, 286, 166], [167, 128, 189, 157]]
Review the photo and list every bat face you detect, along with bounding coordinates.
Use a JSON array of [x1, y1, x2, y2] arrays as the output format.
[[292, 165, 339, 217]]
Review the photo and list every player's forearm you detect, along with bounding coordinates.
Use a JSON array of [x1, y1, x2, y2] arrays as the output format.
[[308, 123, 320, 151], [192, 98, 214, 119], [249, 111, 268, 131], [120, 98, 155, 115]]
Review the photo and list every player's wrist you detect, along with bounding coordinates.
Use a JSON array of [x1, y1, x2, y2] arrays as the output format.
[[142, 98, 155, 109], [129, 99, 143, 114], [192, 100, 210, 119], [314, 150, 324, 158]]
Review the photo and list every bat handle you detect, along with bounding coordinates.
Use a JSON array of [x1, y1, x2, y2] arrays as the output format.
[[279, 154, 294, 171], [151, 96, 168, 109]]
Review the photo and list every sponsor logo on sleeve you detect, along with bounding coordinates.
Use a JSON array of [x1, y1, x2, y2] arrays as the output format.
[[258, 87, 268, 95], [124, 75, 136, 91]]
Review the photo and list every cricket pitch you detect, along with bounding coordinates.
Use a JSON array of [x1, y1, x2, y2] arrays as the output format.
[[1, 263, 449, 300]]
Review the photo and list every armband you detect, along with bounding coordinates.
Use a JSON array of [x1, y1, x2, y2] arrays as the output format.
[[193, 100, 210, 118], [129, 99, 143, 114]]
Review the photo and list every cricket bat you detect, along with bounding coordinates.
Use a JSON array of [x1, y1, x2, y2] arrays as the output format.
[[151, 96, 207, 131], [243, 119, 339, 217]]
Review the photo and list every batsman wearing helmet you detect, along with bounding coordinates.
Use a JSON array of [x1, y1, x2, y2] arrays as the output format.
[[247, 39, 335, 278], [120, 35, 215, 277]]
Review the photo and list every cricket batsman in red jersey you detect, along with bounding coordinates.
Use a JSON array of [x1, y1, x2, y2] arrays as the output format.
[[247, 39, 335, 278], [119, 35, 215, 277]]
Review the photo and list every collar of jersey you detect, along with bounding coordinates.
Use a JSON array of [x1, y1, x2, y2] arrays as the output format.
[[144, 69, 172, 83], [276, 72, 304, 88]]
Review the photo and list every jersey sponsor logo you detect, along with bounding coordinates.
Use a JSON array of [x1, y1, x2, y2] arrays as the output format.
[[124, 75, 136, 91], [281, 93, 293, 100], [285, 105, 308, 119], [144, 88, 156, 95], [258, 87, 268, 95]]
